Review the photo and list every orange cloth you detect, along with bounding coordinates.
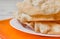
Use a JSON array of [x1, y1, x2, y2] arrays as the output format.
[[0, 19, 60, 39]]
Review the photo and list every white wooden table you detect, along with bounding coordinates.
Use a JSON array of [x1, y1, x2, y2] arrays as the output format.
[[0, 0, 23, 20]]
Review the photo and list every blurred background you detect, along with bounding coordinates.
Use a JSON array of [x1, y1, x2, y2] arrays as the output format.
[[0, 0, 23, 20]]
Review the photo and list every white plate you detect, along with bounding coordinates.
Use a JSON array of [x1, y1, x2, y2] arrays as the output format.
[[10, 19, 60, 37]]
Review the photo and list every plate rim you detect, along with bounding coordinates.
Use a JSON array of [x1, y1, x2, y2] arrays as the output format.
[[10, 18, 60, 37]]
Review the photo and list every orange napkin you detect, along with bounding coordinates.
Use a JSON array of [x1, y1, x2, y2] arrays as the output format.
[[0, 19, 60, 39]]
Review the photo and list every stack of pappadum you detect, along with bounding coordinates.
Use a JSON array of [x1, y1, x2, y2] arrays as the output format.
[[15, 0, 60, 35]]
